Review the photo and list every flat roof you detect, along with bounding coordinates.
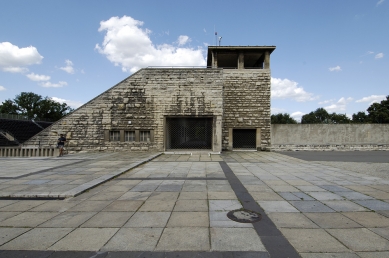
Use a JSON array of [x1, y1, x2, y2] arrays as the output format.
[[207, 46, 276, 67], [208, 46, 276, 51]]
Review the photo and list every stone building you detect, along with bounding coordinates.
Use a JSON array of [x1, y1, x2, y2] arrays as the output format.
[[24, 46, 275, 152]]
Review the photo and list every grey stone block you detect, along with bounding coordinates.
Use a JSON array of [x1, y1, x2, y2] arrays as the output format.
[[289, 201, 335, 213]]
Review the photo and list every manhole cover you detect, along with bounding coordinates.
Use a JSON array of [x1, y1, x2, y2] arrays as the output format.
[[227, 209, 262, 223]]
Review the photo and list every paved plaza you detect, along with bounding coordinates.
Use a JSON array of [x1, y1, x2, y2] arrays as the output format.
[[0, 151, 388, 257]]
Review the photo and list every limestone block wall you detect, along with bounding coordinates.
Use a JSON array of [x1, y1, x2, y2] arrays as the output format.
[[222, 69, 271, 150], [24, 68, 223, 152], [271, 124, 389, 151]]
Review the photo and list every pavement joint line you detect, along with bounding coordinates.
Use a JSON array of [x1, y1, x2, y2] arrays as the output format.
[[58, 152, 163, 198], [0, 159, 89, 180], [151, 161, 223, 162], [219, 161, 300, 258], [0, 196, 65, 200], [0, 250, 271, 257], [114, 177, 227, 180], [0, 152, 163, 199]]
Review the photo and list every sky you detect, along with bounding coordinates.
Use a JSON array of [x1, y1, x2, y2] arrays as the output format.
[[0, 0, 388, 121]]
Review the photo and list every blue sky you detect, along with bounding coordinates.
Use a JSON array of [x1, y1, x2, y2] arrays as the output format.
[[0, 0, 388, 121]]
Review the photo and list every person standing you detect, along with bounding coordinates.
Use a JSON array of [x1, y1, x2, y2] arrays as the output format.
[[57, 134, 67, 157]]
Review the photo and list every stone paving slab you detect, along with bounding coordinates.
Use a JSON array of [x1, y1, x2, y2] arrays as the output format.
[[327, 228, 389, 251], [48, 228, 118, 251], [155, 228, 210, 251], [280, 228, 349, 253], [0, 228, 73, 250], [0, 151, 388, 257], [0, 152, 162, 199]]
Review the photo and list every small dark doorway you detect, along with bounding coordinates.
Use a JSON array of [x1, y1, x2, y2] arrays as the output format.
[[166, 117, 213, 150], [233, 129, 256, 149]]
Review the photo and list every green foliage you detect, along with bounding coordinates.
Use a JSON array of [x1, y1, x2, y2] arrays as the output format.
[[0, 92, 73, 121], [0, 99, 18, 114], [352, 111, 369, 123], [301, 108, 329, 124], [367, 95, 389, 123], [301, 108, 351, 124], [329, 113, 351, 124], [271, 113, 297, 124]]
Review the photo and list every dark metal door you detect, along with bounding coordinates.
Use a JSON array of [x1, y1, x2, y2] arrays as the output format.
[[233, 129, 256, 149], [166, 117, 212, 150]]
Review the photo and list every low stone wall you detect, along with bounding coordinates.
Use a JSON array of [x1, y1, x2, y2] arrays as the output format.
[[271, 124, 389, 151]]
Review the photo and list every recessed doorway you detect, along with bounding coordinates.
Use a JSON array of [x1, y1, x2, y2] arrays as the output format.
[[166, 117, 213, 150]]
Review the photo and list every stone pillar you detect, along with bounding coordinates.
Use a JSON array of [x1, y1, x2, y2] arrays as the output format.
[[228, 128, 233, 150], [238, 52, 244, 69], [120, 130, 124, 142], [256, 128, 261, 150], [213, 116, 222, 152], [212, 51, 218, 68], [104, 130, 109, 141], [264, 51, 270, 69]]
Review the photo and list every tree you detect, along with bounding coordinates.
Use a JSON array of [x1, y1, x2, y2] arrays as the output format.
[[271, 113, 297, 124], [352, 111, 369, 123], [329, 113, 351, 124], [301, 108, 329, 124], [302, 108, 351, 124], [0, 99, 19, 114], [0, 92, 73, 121], [367, 96, 389, 123]]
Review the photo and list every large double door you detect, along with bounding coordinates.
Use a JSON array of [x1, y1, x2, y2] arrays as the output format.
[[166, 117, 213, 150]]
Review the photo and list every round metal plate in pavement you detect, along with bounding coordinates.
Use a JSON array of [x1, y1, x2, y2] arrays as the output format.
[[227, 209, 262, 223]]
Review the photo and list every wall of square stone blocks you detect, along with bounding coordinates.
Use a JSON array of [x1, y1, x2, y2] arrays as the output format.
[[221, 69, 271, 150]]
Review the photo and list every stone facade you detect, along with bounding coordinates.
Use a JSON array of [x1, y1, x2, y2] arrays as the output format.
[[24, 68, 226, 152], [23, 46, 275, 153], [222, 70, 271, 150]]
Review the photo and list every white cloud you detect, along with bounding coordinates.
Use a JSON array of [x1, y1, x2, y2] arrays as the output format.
[[2, 66, 29, 73], [0, 85, 6, 91], [377, 0, 385, 6], [375, 53, 384, 59], [95, 16, 206, 73], [177, 35, 191, 46], [60, 59, 75, 74], [329, 66, 342, 72], [356, 95, 386, 105], [324, 97, 353, 112], [0, 42, 43, 72], [51, 97, 83, 108], [271, 77, 317, 102], [291, 111, 305, 122], [26, 72, 50, 81], [271, 107, 287, 114], [40, 81, 67, 88], [318, 99, 335, 105]]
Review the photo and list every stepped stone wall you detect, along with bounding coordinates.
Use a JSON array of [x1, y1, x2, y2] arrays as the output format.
[[24, 68, 225, 152]]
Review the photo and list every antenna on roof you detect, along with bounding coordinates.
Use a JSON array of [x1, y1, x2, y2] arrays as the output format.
[[214, 26, 217, 46]]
